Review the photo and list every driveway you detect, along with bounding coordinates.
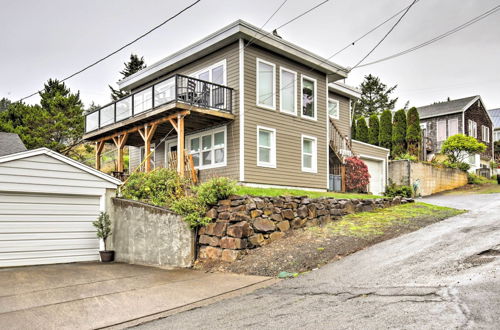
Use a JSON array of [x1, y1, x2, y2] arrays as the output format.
[[0, 262, 273, 329], [137, 192, 500, 329]]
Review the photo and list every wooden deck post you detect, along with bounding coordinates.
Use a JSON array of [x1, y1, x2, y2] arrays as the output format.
[[95, 141, 105, 171], [341, 164, 346, 193], [177, 114, 185, 178], [138, 124, 158, 173], [112, 133, 129, 172]]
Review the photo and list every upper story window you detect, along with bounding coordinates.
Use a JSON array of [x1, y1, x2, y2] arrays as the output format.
[[301, 75, 317, 120], [280, 67, 297, 115], [257, 126, 276, 168], [256, 59, 276, 110], [328, 98, 340, 120], [494, 130, 500, 142], [188, 127, 226, 169], [482, 125, 490, 142], [437, 120, 447, 142], [468, 120, 477, 138], [448, 118, 458, 136], [301, 135, 317, 173], [192, 60, 226, 85]]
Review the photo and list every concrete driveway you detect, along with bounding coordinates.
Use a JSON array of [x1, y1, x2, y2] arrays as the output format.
[[0, 262, 273, 329], [137, 192, 500, 329]]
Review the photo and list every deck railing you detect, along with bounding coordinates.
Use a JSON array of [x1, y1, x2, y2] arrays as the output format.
[[329, 118, 354, 162], [85, 74, 233, 133]]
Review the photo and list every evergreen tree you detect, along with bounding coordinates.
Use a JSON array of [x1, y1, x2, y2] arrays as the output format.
[[392, 109, 407, 157], [109, 54, 146, 100], [379, 109, 392, 151], [354, 74, 398, 117], [368, 114, 380, 146], [406, 107, 421, 157], [0, 97, 11, 112], [351, 117, 357, 140], [356, 117, 369, 143]]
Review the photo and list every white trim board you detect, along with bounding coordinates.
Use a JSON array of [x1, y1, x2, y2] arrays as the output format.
[[240, 182, 326, 192]]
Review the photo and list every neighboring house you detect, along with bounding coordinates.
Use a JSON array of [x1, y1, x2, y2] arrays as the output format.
[[0, 132, 27, 156], [488, 108, 500, 161], [82, 20, 388, 195], [417, 96, 493, 172]]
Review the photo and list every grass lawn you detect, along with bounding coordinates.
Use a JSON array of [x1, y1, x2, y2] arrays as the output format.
[[445, 182, 500, 195], [235, 186, 382, 200], [309, 202, 465, 238]]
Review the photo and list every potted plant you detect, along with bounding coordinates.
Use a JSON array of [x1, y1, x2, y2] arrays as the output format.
[[92, 212, 114, 262]]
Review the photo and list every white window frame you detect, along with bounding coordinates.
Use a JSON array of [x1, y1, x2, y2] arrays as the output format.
[[494, 130, 500, 142], [482, 125, 490, 142], [447, 118, 458, 137], [328, 98, 340, 120], [257, 126, 276, 168], [256, 58, 276, 110], [190, 59, 227, 85], [187, 126, 227, 170], [301, 75, 317, 121], [437, 120, 447, 142], [301, 134, 317, 173], [468, 120, 477, 138], [279, 67, 297, 115]]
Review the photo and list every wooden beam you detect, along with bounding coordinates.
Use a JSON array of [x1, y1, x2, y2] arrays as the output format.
[[95, 141, 105, 171], [114, 133, 129, 172], [177, 114, 185, 178], [169, 118, 178, 132]]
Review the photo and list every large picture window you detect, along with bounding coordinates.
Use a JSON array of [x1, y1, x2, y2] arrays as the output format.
[[301, 76, 316, 120], [280, 68, 296, 115], [257, 126, 276, 168], [187, 127, 226, 169], [256, 59, 276, 109], [301, 135, 317, 173]]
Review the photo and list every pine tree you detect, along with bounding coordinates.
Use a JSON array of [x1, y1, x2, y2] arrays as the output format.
[[406, 107, 421, 157], [109, 54, 146, 101], [379, 110, 392, 151], [368, 114, 380, 146], [354, 74, 398, 117], [0, 97, 11, 112], [351, 117, 357, 140], [392, 109, 407, 157], [356, 117, 369, 143]]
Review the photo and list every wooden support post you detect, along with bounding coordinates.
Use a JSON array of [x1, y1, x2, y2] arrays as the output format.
[[177, 114, 185, 178], [138, 124, 158, 173], [112, 133, 129, 172], [95, 141, 105, 171], [341, 164, 346, 193]]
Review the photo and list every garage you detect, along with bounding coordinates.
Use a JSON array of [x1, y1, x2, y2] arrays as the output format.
[[361, 157, 385, 196], [0, 148, 121, 267], [351, 140, 389, 196]]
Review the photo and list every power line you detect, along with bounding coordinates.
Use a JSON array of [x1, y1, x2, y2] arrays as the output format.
[[15, 0, 202, 103], [350, 0, 418, 70], [355, 4, 500, 68]]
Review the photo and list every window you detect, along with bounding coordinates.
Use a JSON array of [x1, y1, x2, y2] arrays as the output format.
[[192, 60, 226, 85], [494, 130, 500, 142], [280, 68, 296, 114], [301, 135, 317, 173], [188, 127, 226, 169], [256, 59, 276, 109], [301, 76, 316, 119], [437, 120, 447, 142], [328, 98, 340, 120], [468, 120, 477, 138], [482, 125, 490, 142], [257, 126, 276, 168], [448, 118, 458, 137]]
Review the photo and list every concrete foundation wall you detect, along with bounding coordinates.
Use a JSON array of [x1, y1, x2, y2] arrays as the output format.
[[110, 198, 194, 268], [389, 160, 468, 196]]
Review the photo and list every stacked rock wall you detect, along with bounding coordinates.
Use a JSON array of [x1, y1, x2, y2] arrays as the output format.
[[198, 195, 413, 262]]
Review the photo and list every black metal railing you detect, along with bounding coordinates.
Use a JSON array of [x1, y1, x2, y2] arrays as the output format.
[[85, 74, 233, 133]]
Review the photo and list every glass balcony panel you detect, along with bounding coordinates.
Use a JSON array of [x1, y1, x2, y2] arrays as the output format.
[[154, 77, 175, 107], [134, 88, 153, 114], [100, 105, 114, 127], [116, 96, 132, 121], [86, 111, 99, 132]]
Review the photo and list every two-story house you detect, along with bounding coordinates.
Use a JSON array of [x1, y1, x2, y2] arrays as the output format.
[[83, 20, 389, 195], [488, 107, 500, 161], [417, 95, 494, 172]]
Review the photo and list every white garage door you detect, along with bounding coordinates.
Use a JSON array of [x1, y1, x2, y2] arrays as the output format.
[[0, 192, 100, 267], [362, 158, 384, 196]]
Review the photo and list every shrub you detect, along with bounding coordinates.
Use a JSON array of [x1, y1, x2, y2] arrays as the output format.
[[379, 110, 392, 150], [467, 173, 492, 185], [442, 160, 470, 171], [195, 177, 237, 206], [384, 183, 413, 198], [345, 157, 370, 192], [406, 107, 421, 157], [368, 114, 380, 146], [394, 153, 417, 162], [392, 109, 407, 158], [92, 212, 112, 251], [169, 195, 212, 228], [356, 117, 369, 143], [441, 134, 486, 163]]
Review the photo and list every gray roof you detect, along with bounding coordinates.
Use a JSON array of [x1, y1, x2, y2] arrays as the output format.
[[0, 132, 27, 157], [488, 108, 500, 129], [416, 96, 478, 119]]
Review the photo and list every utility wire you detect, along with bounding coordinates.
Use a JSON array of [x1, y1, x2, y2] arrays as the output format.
[[350, 0, 418, 70], [15, 0, 202, 103], [355, 4, 500, 68]]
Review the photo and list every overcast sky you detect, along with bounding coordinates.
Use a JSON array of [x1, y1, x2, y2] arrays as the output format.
[[1, 0, 499, 110]]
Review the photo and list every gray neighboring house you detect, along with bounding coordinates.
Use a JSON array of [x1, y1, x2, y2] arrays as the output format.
[[0, 132, 27, 156], [417, 95, 493, 172], [488, 108, 500, 160]]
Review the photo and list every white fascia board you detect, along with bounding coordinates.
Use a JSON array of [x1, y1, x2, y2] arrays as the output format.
[[328, 82, 361, 100]]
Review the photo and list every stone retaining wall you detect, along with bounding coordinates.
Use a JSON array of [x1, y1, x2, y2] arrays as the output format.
[[198, 195, 413, 262]]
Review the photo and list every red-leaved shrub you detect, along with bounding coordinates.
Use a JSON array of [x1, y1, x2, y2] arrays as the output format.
[[345, 157, 370, 192]]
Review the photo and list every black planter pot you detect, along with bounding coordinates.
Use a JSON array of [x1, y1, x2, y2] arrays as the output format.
[[99, 250, 115, 262]]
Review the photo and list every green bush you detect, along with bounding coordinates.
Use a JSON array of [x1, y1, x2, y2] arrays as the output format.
[[356, 117, 369, 143], [394, 153, 417, 162], [441, 134, 486, 163], [392, 109, 407, 158], [92, 212, 112, 251], [195, 177, 237, 206], [442, 160, 470, 172], [384, 183, 413, 198], [351, 117, 357, 140], [368, 114, 380, 146], [467, 173, 491, 185], [169, 195, 212, 228], [406, 107, 421, 157], [379, 110, 392, 150]]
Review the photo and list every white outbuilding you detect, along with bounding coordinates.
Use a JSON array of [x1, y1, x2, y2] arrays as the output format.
[[0, 148, 121, 267]]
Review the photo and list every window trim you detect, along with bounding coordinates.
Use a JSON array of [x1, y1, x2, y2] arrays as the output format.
[[300, 74, 317, 121], [494, 130, 500, 142], [301, 134, 317, 173], [328, 98, 340, 120], [468, 120, 477, 138], [279, 67, 297, 115], [482, 125, 490, 142], [437, 120, 447, 142], [256, 58, 276, 110], [190, 59, 227, 85], [256, 126, 276, 168], [447, 118, 458, 137], [187, 126, 227, 170]]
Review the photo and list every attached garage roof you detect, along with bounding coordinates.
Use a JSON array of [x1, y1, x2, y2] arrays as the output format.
[[0, 147, 122, 186]]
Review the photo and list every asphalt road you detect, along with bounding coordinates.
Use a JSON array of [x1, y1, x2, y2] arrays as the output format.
[[136, 192, 500, 329]]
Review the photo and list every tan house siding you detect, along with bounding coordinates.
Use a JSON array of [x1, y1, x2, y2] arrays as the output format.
[[242, 44, 328, 189], [328, 91, 351, 138]]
